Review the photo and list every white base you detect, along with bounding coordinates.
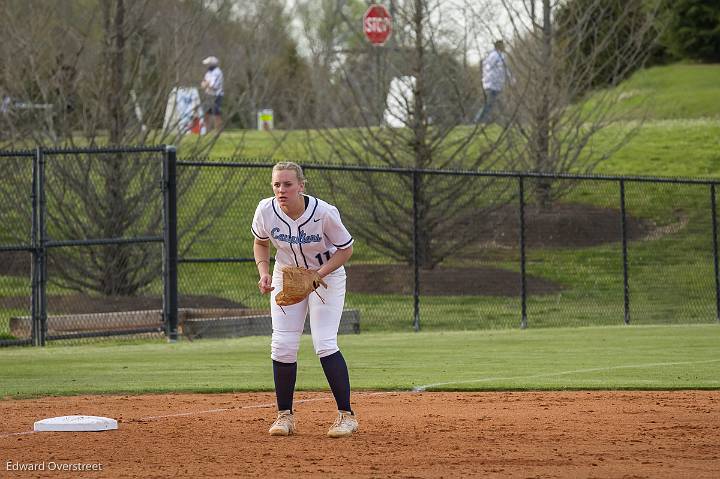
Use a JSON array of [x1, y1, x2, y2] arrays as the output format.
[[34, 415, 118, 432]]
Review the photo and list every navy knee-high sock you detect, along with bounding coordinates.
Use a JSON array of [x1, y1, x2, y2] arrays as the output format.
[[272, 360, 297, 411], [320, 351, 352, 413]]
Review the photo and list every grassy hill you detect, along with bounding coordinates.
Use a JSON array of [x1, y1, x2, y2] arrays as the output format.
[[202, 63, 720, 176], [614, 63, 720, 121], [592, 63, 720, 177]]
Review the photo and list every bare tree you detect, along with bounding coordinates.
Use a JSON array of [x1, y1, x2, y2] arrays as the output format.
[[294, 0, 369, 125], [288, 0, 661, 267], [0, 0, 247, 296], [500, 0, 662, 208], [294, 0, 520, 268], [0, 0, 229, 148]]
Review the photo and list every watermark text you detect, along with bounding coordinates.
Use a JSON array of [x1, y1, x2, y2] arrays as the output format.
[[6, 460, 103, 472]]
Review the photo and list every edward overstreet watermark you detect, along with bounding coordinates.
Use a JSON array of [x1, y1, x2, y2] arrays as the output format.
[[6, 460, 103, 472]]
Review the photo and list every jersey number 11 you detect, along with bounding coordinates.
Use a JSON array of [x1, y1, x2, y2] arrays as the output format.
[[315, 250, 331, 265]]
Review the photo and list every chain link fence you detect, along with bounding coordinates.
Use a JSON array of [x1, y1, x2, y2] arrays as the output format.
[[1, 149, 719, 346], [0, 147, 171, 346], [176, 160, 720, 337], [0, 150, 35, 345], [40, 148, 168, 344]]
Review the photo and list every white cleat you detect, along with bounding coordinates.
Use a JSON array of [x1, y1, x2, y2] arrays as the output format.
[[268, 410, 295, 436], [327, 410, 358, 438]]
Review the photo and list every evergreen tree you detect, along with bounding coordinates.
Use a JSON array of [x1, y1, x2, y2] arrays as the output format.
[[556, 0, 662, 92], [663, 0, 720, 62]]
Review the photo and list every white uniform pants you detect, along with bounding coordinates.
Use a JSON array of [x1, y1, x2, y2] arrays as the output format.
[[270, 269, 346, 363]]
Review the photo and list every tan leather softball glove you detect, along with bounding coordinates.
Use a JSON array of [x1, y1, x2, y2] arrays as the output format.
[[275, 266, 328, 307]]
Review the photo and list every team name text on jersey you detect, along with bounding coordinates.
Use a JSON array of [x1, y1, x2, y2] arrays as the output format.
[[271, 227, 322, 245]]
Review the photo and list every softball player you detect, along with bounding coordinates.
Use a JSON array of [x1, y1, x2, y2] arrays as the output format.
[[252, 161, 358, 438]]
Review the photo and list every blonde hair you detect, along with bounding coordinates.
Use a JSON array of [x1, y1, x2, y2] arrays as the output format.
[[272, 161, 306, 183]]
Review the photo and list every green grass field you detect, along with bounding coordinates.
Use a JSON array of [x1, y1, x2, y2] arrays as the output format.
[[0, 325, 718, 398]]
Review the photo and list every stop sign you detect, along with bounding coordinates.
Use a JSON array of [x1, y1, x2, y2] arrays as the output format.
[[363, 4, 392, 46]]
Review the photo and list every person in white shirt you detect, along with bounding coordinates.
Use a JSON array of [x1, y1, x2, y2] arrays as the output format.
[[200, 56, 224, 130], [475, 40, 509, 124], [252, 161, 358, 438]]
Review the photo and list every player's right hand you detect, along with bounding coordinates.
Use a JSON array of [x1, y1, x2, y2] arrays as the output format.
[[258, 274, 274, 294]]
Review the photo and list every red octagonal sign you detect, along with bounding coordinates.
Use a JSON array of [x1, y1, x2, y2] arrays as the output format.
[[363, 4, 392, 46]]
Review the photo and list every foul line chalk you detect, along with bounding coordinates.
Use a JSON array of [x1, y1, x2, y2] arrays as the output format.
[[0, 392, 396, 438], [0, 431, 36, 439], [412, 358, 720, 392], [137, 392, 390, 421]]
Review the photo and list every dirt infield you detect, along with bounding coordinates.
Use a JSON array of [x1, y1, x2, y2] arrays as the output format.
[[1, 391, 718, 478]]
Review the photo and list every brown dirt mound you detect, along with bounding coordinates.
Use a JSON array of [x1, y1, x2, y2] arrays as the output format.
[[479, 202, 652, 248], [346, 264, 561, 296], [0, 251, 30, 277], [344, 202, 661, 296], [0, 294, 246, 315], [1, 391, 718, 478]]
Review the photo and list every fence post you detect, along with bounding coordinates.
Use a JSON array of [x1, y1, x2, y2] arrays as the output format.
[[30, 149, 39, 346], [620, 179, 630, 325], [412, 170, 420, 332], [711, 184, 720, 323], [163, 145, 179, 342], [518, 176, 528, 329], [31, 147, 47, 346]]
